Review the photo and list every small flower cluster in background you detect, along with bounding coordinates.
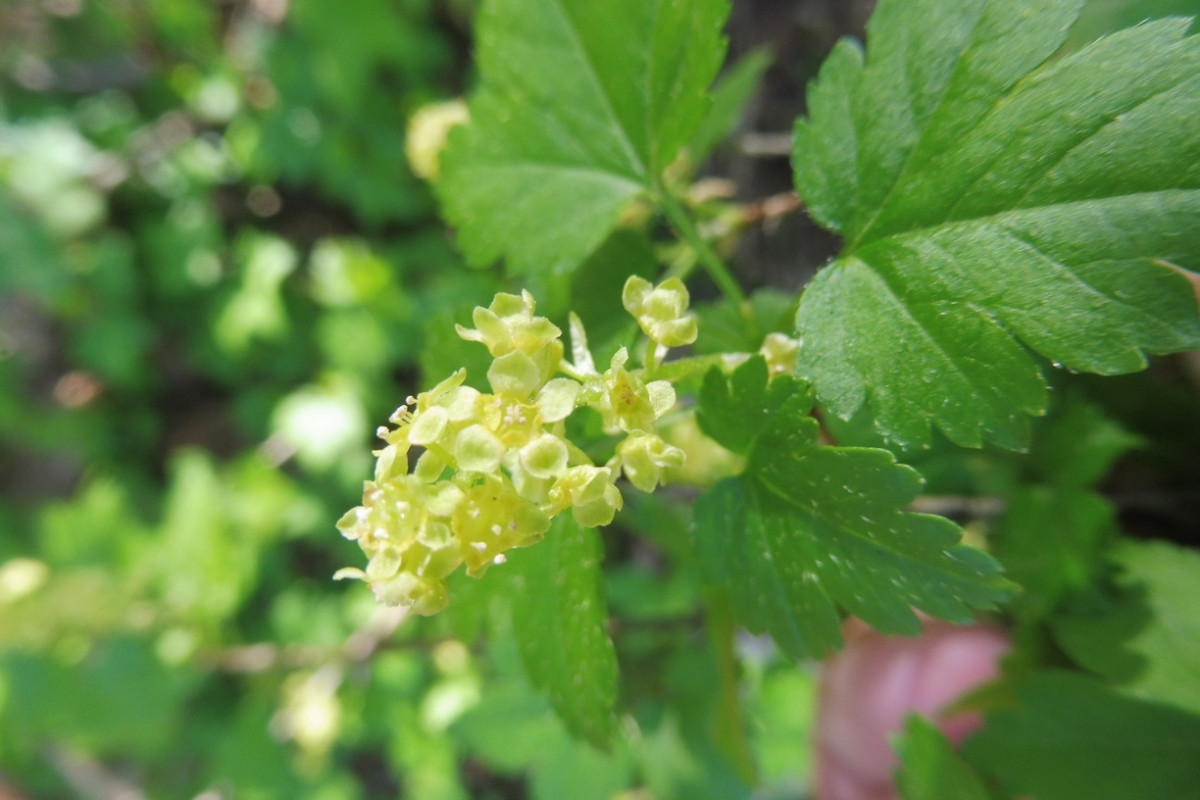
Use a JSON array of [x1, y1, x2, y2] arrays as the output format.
[[334, 278, 700, 614]]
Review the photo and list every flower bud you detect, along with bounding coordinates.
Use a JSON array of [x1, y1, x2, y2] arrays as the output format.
[[622, 275, 698, 347], [617, 433, 686, 492], [549, 465, 624, 528], [370, 570, 450, 615], [335, 476, 465, 615], [760, 332, 800, 377], [405, 99, 468, 181], [456, 291, 564, 384]]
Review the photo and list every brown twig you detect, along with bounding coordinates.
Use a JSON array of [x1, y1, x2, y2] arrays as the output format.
[[198, 606, 409, 674], [739, 131, 794, 158], [740, 191, 804, 225], [44, 746, 146, 800], [907, 495, 1005, 519]]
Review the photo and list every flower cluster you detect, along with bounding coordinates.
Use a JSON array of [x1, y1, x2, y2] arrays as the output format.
[[336, 281, 695, 614]]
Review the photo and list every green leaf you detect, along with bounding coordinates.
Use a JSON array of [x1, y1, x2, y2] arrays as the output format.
[[895, 715, 993, 800], [211, 696, 306, 797], [692, 288, 795, 356], [748, 667, 817, 789], [635, 642, 756, 799], [528, 734, 635, 800], [638, 714, 754, 800], [438, 0, 729, 274], [793, 0, 1200, 448], [694, 363, 1012, 658], [1068, 0, 1200, 50], [568, 229, 659, 364], [452, 676, 563, 772], [155, 450, 265, 623], [996, 487, 1115, 619], [509, 514, 618, 747], [1027, 399, 1142, 489], [964, 670, 1200, 800], [1, 637, 192, 759], [696, 356, 796, 455], [686, 47, 773, 167], [387, 706, 468, 800], [1052, 540, 1200, 715], [37, 477, 149, 568], [215, 233, 297, 355], [994, 399, 1133, 619]]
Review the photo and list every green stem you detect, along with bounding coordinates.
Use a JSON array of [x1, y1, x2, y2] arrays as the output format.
[[650, 352, 736, 384], [642, 341, 667, 377], [657, 187, 760, 341], [703, 587, 760, 786], [557, 359, 594, 382]]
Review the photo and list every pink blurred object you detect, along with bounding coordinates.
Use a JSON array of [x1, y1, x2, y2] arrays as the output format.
[[814, 617, 1010, 800]]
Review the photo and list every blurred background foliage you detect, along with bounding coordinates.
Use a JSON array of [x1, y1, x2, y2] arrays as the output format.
[[0, 0, 815, 796], [2, 0, 1200, 798]]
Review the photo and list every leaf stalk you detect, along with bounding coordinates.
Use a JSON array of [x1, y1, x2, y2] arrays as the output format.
[[657, 187, 760, 341]]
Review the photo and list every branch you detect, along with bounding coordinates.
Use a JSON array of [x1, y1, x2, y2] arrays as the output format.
[[198, 606, 409, 673]]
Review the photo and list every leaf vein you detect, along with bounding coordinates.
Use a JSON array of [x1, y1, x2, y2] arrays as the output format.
[[879, 187, 1198, 247], [852, 2, 996, 246], [549, 0, 646, 179], [1008, 72, 1197, 209], [996, 226, 1148, 317], [472, 161, 645, 189], [858, 254, 1004, 411]]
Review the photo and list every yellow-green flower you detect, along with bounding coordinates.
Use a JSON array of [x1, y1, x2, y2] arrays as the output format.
[[376, 369, 481, 476], [622, 276, 698, 347], [583, 347, 676, 434], [336, 476, 465, 615], [760, 332, 800, 377], [337, 286, 697, 615], [452, 474, 550, 576], [405, 98, 468, 182], [617, 433, 686, 493], [547, 465, 624, 528], [456, 291, 564, 384]]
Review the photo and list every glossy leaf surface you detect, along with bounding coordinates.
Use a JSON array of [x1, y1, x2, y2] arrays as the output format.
[[439, 0, 729, 274], [793, 0, 1200, 447], [695, 359, 1011, 658]]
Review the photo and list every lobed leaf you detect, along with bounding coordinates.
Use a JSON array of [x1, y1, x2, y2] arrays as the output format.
[[695, 366, 1012, 658], [696, 356, 799, 456], [1052, 540, 1200, 715], [439, 0, 729, 275], [996, 487, 1115, 620], [793, 0, 1200, 448], [687, 47, 774, 168], [965, 671, 1200, 800]]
